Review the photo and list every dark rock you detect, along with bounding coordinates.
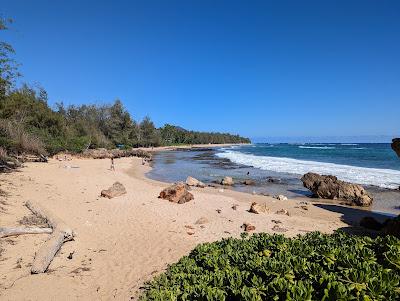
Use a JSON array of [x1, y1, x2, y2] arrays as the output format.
[[391, 138, 400, 158], [301, 172, 373, 206], [159, 182, 194, 204], [101, 182, 127, 199]]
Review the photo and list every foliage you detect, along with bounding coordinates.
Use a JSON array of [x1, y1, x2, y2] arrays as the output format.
[[0, 17, 250, 156], [140, 231, 400, 300]]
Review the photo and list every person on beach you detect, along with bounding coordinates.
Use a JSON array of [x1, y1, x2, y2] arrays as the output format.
[[110, 157, 115, 171]]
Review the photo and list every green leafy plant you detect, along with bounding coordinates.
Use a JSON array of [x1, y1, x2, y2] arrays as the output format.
[[140, 232, 400, 300]]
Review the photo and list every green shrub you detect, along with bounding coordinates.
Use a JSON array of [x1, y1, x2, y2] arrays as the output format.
[[140, 232, 400, 301]]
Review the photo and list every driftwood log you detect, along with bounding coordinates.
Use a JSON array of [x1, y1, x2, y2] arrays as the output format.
[[25, 200, 74, 274], [0, 226, 52, 238]]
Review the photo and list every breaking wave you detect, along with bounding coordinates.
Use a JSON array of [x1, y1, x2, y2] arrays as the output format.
[[216, 150, 400, 189]]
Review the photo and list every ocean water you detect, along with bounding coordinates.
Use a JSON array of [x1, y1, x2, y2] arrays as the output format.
[[147, 143, 400, 215]]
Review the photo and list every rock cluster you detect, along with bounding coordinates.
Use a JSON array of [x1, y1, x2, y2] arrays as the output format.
[[301, 172, 373, 206], [101, 182, 127, 199], [159, 182, 194, 204]]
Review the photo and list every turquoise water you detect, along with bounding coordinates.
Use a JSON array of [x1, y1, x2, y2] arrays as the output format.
[[147, 143, 400, 214]]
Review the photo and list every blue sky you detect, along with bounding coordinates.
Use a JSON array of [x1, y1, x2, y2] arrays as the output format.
[[1, 0, 399, 141]]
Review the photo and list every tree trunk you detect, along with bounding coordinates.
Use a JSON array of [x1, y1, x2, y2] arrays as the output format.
[[25, 200, 74, 274]]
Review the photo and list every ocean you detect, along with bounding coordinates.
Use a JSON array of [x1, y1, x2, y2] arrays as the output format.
[[147, 143, 400, 215]]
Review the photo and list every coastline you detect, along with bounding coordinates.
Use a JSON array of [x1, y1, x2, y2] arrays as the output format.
[[0, 155, 389, 300]]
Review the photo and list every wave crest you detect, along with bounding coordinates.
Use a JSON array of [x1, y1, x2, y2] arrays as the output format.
[[216, 150, 400, 189]]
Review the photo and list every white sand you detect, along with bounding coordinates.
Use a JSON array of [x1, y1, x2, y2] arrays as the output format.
[[0, 156, 348, 300]]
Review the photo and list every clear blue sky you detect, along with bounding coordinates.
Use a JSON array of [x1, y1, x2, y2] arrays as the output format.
[[1, 0, 399, 141]]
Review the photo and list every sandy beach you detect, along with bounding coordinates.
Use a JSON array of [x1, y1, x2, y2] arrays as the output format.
[[0, 154, 382, 300]]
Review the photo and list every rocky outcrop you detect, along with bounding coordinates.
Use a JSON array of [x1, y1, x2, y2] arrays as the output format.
[[159, 182, 194, 204], [82, 148, 152, 160], [249, 202, 269, 214], [392, 138, 400, 158], [186, 176, 206, 188], [301, 172, 373, 206], [221, 176, 234, 186], [101, 182, 127, 199]]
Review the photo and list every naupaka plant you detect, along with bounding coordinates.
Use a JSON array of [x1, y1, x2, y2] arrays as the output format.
[[140, 231, 400, 300]]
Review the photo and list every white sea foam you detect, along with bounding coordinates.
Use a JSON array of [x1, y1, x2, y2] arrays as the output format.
[[341, 143, 359, 146], [298, 146, 336, 149], [216, 150, 400, 189]]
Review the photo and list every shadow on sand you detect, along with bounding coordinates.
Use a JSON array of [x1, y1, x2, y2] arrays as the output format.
[[315, 203, 395, 237]]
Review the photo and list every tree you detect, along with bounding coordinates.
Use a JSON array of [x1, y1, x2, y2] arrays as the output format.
[[0, 18, 20, 99]]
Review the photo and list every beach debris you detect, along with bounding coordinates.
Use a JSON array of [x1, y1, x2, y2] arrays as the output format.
[[185, 225, 195, 230], [275, 209, 290, 216], [243, 179, 255, 185], [274, 195, 288, 201], [216, 209, 222, 214], [271, 219, 282, 224], [272, 225, 288, 232], [158, 182, 194, 204], [391, 138, 400, 158], [242, 222, 256, 232], [100, 182, 127, 199], [186, 231, 195, 235], [221, 176, 234, 186], [224, 231, 231, 234], [25, 200, 74, 274], [359, 216, 383, 231], [300, 205, 308, 211], [186, 176, 206, 188], [67, 252, 74, 260], [0, 226, 53, 238], [249, 202, 269, 214], [195, 217, 209, 224], [301, 172, 373, 206], [231, 204, 238, 210]]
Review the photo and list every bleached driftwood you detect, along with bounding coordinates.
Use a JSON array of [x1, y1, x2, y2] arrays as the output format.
[[0, 226, 52, 238], [25, 200, 74, 274]]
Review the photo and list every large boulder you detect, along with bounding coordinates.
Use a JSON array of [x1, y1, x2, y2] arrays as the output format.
[[186, 176, 206, 188], [301, 172, 373, 206], [392, 138, 400, 158], [101, 182, 127, 199], [221, 176, 234, 186], [159, 182, 194, 204]]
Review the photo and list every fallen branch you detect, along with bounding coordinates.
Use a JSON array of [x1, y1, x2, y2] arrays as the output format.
[[0, 226, 52, 238], [25, 200, 74, 274]]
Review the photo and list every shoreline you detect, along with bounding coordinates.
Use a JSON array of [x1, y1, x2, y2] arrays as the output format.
[[0, 156, 390, 300]]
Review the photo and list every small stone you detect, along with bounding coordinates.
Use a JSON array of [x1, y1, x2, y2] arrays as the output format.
[[276, 209, 290, 216], [272, 225, 288, 232], [231, 204, 238, 210], [195, 217, 209, 224], [274, 195, 288, 201], [249, 202, 269, 214], [242, 222, 256, 232]]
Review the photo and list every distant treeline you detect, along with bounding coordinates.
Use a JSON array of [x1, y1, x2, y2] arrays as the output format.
[[0, 18, 250, 156]]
